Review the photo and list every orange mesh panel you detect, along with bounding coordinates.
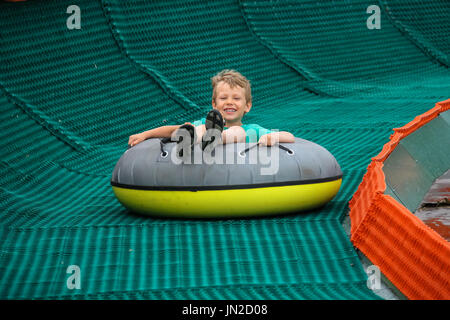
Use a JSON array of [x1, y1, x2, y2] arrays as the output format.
[[437, 99, 450, 111], [349, 99, 450, 300], [352, 195, 450, 300], [349, 161, 386, 234]]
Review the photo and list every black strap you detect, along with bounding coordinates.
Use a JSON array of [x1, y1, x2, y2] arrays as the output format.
[[240, 143, 294, 155], [160, 137, 172, 156], [278, 144, 294, 154], [240, 143, 258, 155]]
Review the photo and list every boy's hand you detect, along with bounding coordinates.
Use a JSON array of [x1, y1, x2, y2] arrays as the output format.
[[259, 132, 295, 146], [258, 133, 279, 146], [128, 133, 146, 147]]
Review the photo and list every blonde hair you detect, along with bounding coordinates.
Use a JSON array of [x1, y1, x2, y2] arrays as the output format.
[[211, 69, 252, 103]]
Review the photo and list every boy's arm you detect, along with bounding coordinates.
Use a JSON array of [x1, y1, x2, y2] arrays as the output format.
[[128, 125, 182, 146], [222, 126, 246, 144], [258, 131, 295, 146]]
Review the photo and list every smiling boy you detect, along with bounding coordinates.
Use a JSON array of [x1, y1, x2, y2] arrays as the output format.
[[128, 70, 294, 147]]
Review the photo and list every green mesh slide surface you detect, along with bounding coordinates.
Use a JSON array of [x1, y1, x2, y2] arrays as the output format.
[[0, 0, 448, 299]]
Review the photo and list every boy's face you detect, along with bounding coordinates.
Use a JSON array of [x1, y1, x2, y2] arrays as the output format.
[[212, 81, 251, 126]]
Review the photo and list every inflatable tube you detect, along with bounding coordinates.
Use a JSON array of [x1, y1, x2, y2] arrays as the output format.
[[111, 138, 342, 218]]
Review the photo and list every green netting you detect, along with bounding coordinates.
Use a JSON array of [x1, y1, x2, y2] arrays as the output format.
[[380, 0, 450, 67], [240, 0, 450, 97], [0, 0, 448, 300]]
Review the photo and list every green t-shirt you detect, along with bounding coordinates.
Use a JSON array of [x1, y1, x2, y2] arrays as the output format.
[[192, 118, 272, 143]]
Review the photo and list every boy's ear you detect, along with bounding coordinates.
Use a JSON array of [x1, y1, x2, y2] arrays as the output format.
[[212, 99, 216, 109], [245, 101, 252, 113]]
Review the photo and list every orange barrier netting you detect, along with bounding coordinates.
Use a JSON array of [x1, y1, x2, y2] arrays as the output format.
[[349, 99, 450, 300]]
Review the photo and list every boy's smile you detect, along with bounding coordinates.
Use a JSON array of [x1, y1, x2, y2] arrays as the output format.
[[212, 81, 251, 127]]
